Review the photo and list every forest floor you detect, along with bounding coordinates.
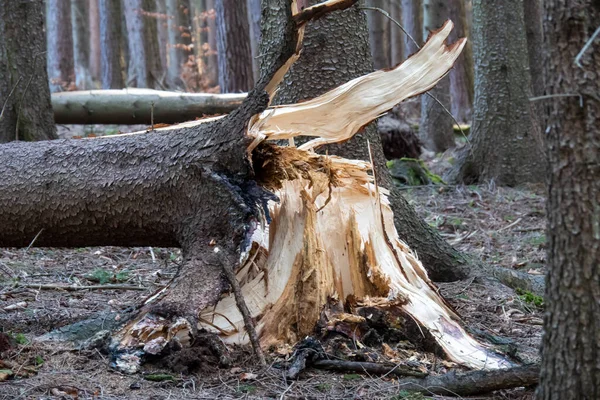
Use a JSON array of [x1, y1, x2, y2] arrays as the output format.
[[0, 125, 546, 400]]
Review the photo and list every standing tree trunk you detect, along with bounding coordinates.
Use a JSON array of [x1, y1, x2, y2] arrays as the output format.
[[156, 0, 169, 72], [215, 0, 254, 93], [264, 0, 470, 281], [365, 0, 390, 69], [46, 0, 75, 92], [419, 0, 454, 152], [99, 0, 124, 89], [524, 0, 544, 97], [536, 1, 600, 399], [247, 0, 262, 82], [448, 0, 474, 122], [447, 0, 546, 185], [89, 0, 101, 83], [0, 0, 57, 143], [166, 0, 193, 88], [389, 1, 404, 66], [71, 0, 92, 90], [401, 0, 423, 59], [206, 0, 219, 86]]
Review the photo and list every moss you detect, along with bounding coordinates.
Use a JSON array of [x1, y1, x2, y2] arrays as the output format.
[[516, 289, 545, 308], [388, 158, 445, 186]]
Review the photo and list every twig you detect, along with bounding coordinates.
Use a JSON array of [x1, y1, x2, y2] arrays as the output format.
[[216, 247, 266, 366], [497, 217, 523, 232], [8, 283, 146, 291], [0, 76, 23, 121], [358, 6, 419, 50], [16, 51, 46, 141], [294, 0, 359, 27], [279, 381, 294, 400], [530, 93, 584, 108], [312, 359, 427, 378], [25, 229, 44, 252], [575, 24, 600, 68]]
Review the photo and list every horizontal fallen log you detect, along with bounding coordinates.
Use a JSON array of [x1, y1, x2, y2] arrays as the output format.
[[51, 89, 247, 125], [393, 364, 539, 396], [312, 359, 428, 378]]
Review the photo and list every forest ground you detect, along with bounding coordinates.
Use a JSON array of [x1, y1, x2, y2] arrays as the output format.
[[0, 124, 546, 400]]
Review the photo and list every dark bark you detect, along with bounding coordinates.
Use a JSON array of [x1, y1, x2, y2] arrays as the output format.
[[89, 0, 102, 82], [419, 0, 454, 152], [389, 1, 403, 66], [46, 0, 75, 92], [71, 0, 92, 90], [365, 0, 390, 69], [263, 0, 469, 281], [536, 1, 600, 399], [524, 0, 544, 97], [0, 0, 57, 143], [401, 0, 423, 59], [215, 0, 254, 92], [99, 0, 125, 89], [448, 0, 546, 186], [448, 0, 474, 122]]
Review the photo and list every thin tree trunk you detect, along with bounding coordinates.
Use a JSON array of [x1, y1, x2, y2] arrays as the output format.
[[89, 0, 102, 82], [215, 0, 254, 93], [124, 0, 149, 87], [156, 0, 169, 71], [448, 0, 546, 185], [206, 0, 219, 86], [536, 1, 600, 399], [401, 0, 423, 59], [524, 0, 544, 97], [143, 0, 164, 89], [264, 0, 470, 281], [247, 0, 262, 82], [366, 0, 390, 69], [166, 0, 193, 88], [99, 0, 124, 89], [46, 0, 75, 92], [419, 0, 454, 152], [71, 0, 92, 90], [0, 0, 57, 142], [389, 1, 404, 66], [448, 0, 473, 122]]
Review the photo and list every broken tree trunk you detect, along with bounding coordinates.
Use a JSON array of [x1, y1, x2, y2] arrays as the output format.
[[51, 89, 246, 124], [1, 0, 507, 376]]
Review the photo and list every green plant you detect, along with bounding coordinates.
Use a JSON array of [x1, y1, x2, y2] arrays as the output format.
[[12, 333, 28, 345], [343, 373, 362, 381], [393, 390, 427, 399], [516, 289, 545, 308], [237, 384, 257, 394], [86, 268, 130, 284], [34, 355, 44, 366], [316, 383, 332, 392]]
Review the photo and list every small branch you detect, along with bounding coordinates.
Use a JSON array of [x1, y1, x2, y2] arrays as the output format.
[[358, 6, 419, 50], [313, 359, 428, 378], [25, 229, 44, 252], [8, 283, 146, 291], [575, 25, 600, 68], [216, 248, 266, 366], [294, 0, 359, 27], [530, 93, 584, 108], [0, 76, 23, 121]]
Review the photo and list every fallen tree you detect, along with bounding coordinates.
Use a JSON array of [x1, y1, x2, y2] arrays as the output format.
[[51, 89, 246, 125], [1, 0, 519, 385]]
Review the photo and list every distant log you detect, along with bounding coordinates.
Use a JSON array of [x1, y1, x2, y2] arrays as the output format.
[[51, 89, 247, 124]]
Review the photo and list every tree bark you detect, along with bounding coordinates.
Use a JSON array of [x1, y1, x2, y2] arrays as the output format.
[[71, 0, 92, 90], [264, 0, 469, 281], [401, 0, 423, 59], [419, 0, 454, 152], [536, 1, 600, 399], [206, 0, 219, 86], [524, 0, 544, 97], [215, 0, 254, 92], [448, 0, 474, 123], [389, 1, 404, 66], [0, 0, 57, 143], [365, 0, 390, 69], [156, 0, 169, 71], [46, 0, 75, 92], [51, 89, 246, 124], [247, 0, 262, 82], [166, 0, 193, 88], [448, 0, 546, 185], [89, 0, 102, 82], [99, 0, 125, 89]]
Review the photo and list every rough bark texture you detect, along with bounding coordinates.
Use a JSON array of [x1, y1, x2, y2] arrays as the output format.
[[263, 0, 469, 281], [99, 0, 125, 89], [46, 0, 75, 92], [247, 0, 262, 81], [89, 0, 102, 82], [0, 0, 57, 143], [536, 1, 600, 399], [401, 0, 423, 59], [448, 0, 474, 122], [448, 0, 546, 185], [524, 0, 544, 97], [419, 0, 454, 152], [71, 0, 92, 90], [215, 0, 254, 92], [389, 1, 403, 66], [365, 0, 390, 69], [166, 0, 193, 88]]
